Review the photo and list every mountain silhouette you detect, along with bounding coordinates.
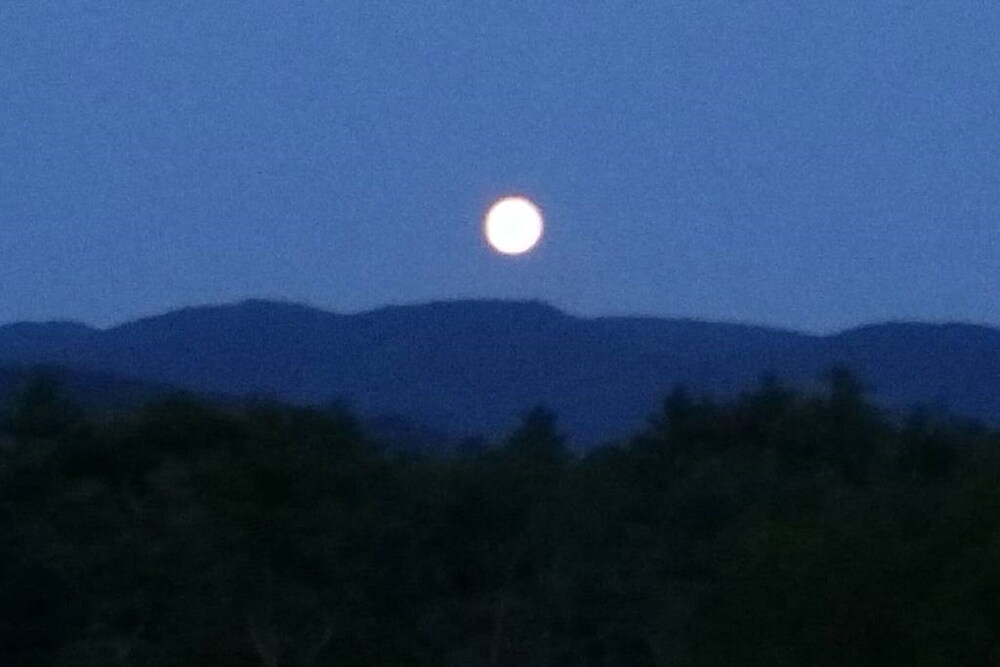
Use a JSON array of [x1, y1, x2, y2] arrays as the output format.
[[2, 299, 998, 445]]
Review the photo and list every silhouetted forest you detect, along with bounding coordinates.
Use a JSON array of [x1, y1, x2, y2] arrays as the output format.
[[1, 369, 999, 665]]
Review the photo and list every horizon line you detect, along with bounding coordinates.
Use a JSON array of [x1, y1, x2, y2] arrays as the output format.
[[2, 296, 998, 338]]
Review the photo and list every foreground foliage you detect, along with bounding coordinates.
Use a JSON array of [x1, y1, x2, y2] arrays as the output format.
[[1, 371, 999, 665]]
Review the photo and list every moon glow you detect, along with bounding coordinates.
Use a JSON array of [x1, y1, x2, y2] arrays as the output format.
[[484, 196, 544, 255]]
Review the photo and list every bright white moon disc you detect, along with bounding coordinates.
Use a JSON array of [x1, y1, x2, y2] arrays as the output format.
[[484, 196, 544, 255]]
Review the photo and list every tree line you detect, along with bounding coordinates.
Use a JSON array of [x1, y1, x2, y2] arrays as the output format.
[[1, 369, 999, 665]]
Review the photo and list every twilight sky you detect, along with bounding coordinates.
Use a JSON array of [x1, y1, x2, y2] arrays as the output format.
[[1, 2, 998, 333]]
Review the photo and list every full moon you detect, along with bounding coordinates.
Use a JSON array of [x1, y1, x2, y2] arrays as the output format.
[[484, 196, 544, 255]]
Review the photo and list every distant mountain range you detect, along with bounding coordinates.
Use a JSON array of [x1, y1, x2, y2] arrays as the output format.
[[1, 299, 998, 446]]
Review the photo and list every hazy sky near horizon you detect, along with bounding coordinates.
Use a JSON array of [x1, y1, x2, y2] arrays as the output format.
[[2, 2, 998, 333]]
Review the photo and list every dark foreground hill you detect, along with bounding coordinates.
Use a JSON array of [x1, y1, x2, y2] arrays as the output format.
[[1, 299, 998, 444]]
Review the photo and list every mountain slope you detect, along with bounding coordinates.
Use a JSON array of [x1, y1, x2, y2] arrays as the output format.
[[0, 365, 180, 417], [2, 300, 998, 444]]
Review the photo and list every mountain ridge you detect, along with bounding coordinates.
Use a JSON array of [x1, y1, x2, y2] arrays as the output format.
[[8, 298, 997, 339], [2, 299, 998, 444]]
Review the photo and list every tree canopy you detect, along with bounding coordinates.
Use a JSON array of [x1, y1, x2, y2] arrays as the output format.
[[1, 369, 998, 664]]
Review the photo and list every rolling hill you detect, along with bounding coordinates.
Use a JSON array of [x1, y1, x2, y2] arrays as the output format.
[[2, 299, 998, 445]]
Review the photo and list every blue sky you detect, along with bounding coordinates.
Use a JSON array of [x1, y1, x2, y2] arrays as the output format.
[[1, 2, 998, 333]]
